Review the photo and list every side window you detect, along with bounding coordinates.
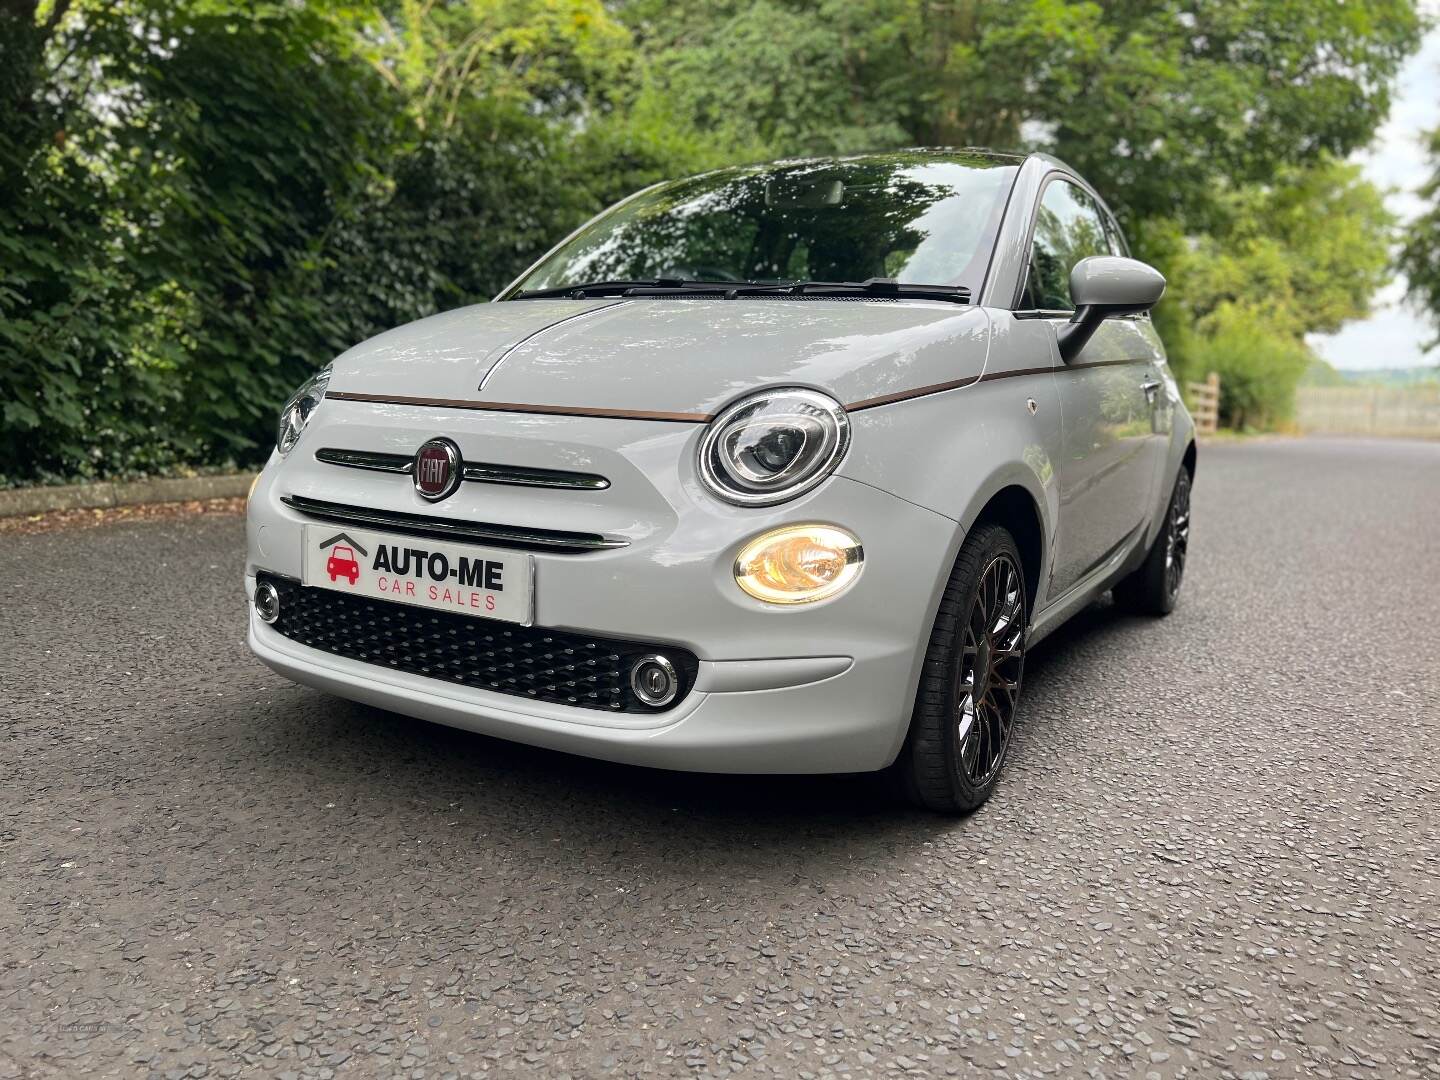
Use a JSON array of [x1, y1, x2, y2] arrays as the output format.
[[1101, 212, 1127, 257], [1023, 180, 1112, 311]]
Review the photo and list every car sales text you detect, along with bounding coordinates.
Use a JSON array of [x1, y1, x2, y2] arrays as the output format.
[[372, 543, 504, 611]]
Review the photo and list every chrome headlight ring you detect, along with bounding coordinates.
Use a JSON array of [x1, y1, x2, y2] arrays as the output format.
[[698, 388, 850, 506], [275, 363, 333, 456]]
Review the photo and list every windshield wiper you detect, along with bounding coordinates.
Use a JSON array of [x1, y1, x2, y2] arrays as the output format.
[[510, 279, 738, 300], [728, 279, 972, 304], [510, 277, 971, 304]]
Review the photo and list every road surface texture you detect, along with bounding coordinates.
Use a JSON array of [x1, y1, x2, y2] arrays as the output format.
[[2, 437, 1437, 1080]]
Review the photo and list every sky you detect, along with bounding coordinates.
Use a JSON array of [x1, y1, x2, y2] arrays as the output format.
[[1309, 3, 1440, 371]]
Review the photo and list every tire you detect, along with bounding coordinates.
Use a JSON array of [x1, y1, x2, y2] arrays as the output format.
[[893, 523, 1028, 814], [1114, 467, 1191, 616]]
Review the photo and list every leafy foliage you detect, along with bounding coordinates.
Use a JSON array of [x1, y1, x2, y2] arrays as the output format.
[[620, 0, 1418, 427], [0, 0, 1425, 482], [1401, 124, 1440, 352], [1, 0, 130, 476], [2, 0, 401, 480], [1184, 306, 1313, 430], [1148, 159, 1396, 421], [622, 0, 1422, 230]]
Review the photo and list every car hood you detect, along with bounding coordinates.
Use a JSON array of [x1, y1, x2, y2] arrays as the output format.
[[328, 298, 992, 416]]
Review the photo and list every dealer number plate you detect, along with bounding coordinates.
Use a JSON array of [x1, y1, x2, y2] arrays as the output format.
[[301, 525, 533, 625]]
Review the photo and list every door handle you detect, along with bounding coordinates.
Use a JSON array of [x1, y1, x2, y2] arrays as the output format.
[[1140, 379, 1162, 402]]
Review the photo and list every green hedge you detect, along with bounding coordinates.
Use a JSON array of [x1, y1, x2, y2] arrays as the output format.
[[0, 2, 690, 485]]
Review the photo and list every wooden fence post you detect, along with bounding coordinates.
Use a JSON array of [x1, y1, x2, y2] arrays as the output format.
[[1186, 372, 1220, 434]]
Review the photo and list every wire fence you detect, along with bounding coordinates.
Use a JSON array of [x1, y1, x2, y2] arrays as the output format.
[[1295, 385, 1440, 438]]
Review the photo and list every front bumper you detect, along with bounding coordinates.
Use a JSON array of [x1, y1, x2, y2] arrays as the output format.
[[253, 609, 909, 773], [245, 406, 960, 773]]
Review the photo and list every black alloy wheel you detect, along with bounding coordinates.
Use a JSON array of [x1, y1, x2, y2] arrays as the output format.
[[954, 552, 1025, 786], [895, 523, 1028, 814], [1163, 468, 1191, 602], [1115, 467, 1192, 616]]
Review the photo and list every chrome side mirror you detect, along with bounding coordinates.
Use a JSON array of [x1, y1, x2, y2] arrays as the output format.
[[1057, 256, 1166, 362]]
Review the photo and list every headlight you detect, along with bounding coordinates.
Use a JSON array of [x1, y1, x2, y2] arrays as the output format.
[[734, 524, 864, 605], [275, 364, 332, 455], [699, 388, 850, 506]]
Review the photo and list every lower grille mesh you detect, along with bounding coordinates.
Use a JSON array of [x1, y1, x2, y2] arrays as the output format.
[[259, 574, 696, 713]]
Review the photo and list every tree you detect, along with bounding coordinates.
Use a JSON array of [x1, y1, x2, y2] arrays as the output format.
[[1400, 123, 1440, 353], [353, 0, 732, 306], [0, 0, 1426, 481], [619, 0, 1423, 231], [0, 0, 121, 477], [1157, 160, 1393, 342], [112, 3, 402, 457], [1, 1, 405, 479], [1152, 159, 1395, 425], [354, 0, 674, 307], [619, 1, 1417, 428]]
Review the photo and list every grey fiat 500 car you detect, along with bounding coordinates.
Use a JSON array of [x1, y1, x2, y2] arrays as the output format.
[[246, 149, 1194, 813]]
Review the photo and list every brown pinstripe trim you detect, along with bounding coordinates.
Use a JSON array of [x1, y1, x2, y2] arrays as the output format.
[[1057, 358, 1151, 372], [843, 375, 981, 412], [331, 358, 1150, 422], [326, 391, 713, 424], [978, 364, 1057, 384], [844, 358, 1148, 411]]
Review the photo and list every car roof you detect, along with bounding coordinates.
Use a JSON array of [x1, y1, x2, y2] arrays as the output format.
[[731, 149, 1094, 188], [901, 146, 1029, 165], [747, 147, 1029, 171]]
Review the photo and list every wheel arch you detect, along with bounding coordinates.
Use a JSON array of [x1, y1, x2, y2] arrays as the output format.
[[888, 478, 1045, 810], [970, 486, 1044, 612]]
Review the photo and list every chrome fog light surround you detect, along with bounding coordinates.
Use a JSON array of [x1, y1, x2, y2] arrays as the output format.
[[254, 580, 281, 624], [630, 654, 679, 707]]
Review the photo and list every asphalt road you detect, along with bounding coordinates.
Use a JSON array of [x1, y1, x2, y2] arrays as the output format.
[[2, 438, 1438, 1080]]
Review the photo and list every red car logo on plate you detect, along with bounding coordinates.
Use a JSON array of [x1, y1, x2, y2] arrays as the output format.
[[414, 438, 462, 501], [326, 545, 360, 585], [317, 532, 368, 587]]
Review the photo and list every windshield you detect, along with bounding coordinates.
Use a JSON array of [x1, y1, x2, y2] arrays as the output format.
[[505, 153, 1019, 297]]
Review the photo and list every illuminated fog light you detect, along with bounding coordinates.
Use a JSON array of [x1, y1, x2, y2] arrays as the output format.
[[734, 525, 863, 605], [254, 580, 280, 624]]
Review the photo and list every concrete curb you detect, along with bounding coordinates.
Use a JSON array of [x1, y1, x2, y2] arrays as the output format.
[[0, 473, 257, 519]]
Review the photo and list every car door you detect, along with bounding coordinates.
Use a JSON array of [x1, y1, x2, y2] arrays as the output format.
[[1020, 177, 1164, 598]]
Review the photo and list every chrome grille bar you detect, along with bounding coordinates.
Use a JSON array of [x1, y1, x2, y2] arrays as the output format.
[[314, 447, 609, 490], [314, 448, 410, 473], [464, 462, 609, 490], [280, 495, 628, 552]]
